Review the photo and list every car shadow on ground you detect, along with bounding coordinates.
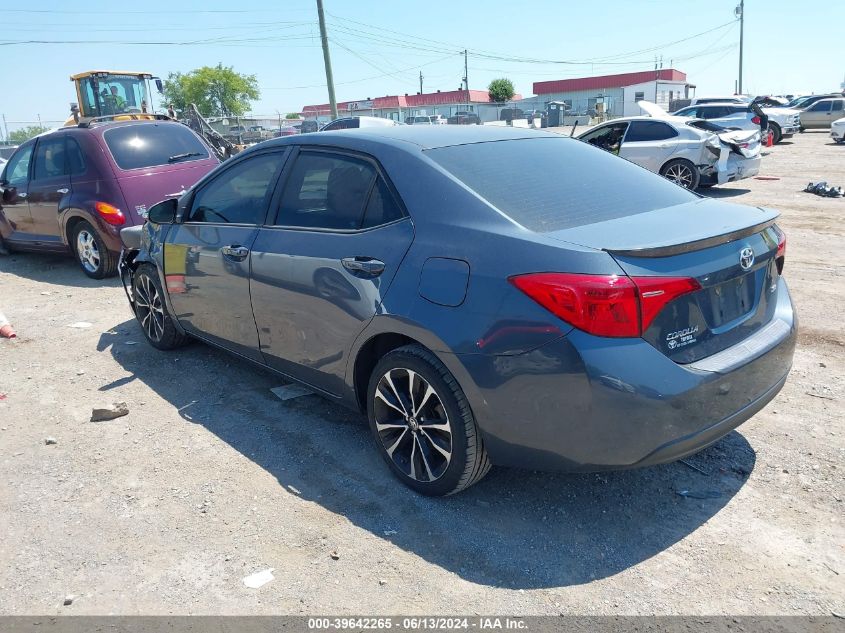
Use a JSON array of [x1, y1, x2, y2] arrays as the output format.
[[698, 187, 751, 198], [99, 319, 757, 590], [0, 252, 122, 289]]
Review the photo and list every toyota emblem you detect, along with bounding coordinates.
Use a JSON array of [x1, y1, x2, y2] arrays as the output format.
[[739, 247, 755, 271]]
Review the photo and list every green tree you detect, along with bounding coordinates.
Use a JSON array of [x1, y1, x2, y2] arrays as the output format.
[[162, 63, 260, 117], [285, 112, 301, 119], [9, 125, 50, 143], [488, 78, 515, 103]]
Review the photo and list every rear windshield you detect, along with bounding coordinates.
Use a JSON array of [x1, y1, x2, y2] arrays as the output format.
[[425, 137, 694, 232], [103, 124, 209, 170]]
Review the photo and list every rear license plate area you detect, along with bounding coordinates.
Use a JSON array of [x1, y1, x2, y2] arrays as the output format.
[[705, 273, 756, 326]]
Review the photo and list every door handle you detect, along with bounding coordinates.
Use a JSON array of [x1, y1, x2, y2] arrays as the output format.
[[342, 257, 385, 276], [56, 188, 69, 194], [221, 245, 250, 260]]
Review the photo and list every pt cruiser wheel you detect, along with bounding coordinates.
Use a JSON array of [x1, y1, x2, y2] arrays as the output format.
[[72, 220, 116, 279], [368, 345, 490, 496]]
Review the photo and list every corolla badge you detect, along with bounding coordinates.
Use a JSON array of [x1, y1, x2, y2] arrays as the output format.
[[739, 247, 754, 271]]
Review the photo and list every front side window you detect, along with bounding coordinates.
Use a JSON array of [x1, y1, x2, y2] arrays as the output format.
[[33, 137, 67, 181], [3, 143, 34, 186], [276, 152, 376, 230], [187, 152, 284, 225], [809, 101, 832, 112], [624, 121, 678, 142], [104, 124, 210, 170], [580, 122, 629, 154]]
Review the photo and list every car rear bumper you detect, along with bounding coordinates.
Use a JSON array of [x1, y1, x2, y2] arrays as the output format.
[[700, 155, 761, 186], [454, 278, 796, 472]]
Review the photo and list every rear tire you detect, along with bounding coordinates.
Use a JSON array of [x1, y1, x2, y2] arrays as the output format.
[[660, 158, 700, 191], [769, 123, 782, 144], [132, 264, 189, 350], [367, 344, 491, 496], [71, 220, 116, 279]]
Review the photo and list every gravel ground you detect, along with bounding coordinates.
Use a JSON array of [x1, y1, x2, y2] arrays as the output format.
[[0, 130, 842, 616]]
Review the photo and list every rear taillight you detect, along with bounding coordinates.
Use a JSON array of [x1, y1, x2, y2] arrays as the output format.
[[752, 116, 761, 124], [509, 273, 701, 338], [95, 201, 125, 226], [775, 229, 786, 274]]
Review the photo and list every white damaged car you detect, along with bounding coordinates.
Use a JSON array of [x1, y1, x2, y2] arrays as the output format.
[[832, 117, 845, 144], [577, 101, 761, 190]]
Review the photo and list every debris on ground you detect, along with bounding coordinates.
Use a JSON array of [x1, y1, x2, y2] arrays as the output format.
[[242, 568, 274, 589], [90, 402, 130, 422], [330, 550, 340, 560], [378, 579, 387, 586], [0, 310, 16, 339], [679, 458, 711, 475], [676, 489, 722, 499], [45, 437, 57, 446], [63, 595, 74, 606], [270, 384, 315, 401], [803, 181, 843, 198], [67, 322, 93, 329]]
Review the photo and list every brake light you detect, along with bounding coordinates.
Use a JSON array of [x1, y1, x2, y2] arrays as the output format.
[[775, 229, 786, 274], [752, 116, 761, 124], [509, 273, 701, 338], [94, 201, 125, 226]]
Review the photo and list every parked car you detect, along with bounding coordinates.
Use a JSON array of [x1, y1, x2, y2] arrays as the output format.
[[0, 119, 218, 278], [673, 101, 799, 144], [447, 111, 481, 125], [799, 97, 845, 130], [408, 116, 433, 125], [320, 116, 402, 131], [777, 93, 841, 110], [300, 120, 320, 134], [688, 95, 750, 106], [0, 145, 18, 161], [672, 102, 768, 134], [429, 114, 447, 125], [832, 117, 845, 144], [577, 113, 761, 190], [118, 125, 795, 496]]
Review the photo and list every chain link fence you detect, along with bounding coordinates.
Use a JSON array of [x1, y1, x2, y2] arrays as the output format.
[[1, 118, 67, 146]]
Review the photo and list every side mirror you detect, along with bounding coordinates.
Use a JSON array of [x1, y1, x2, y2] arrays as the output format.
[[147, 198, 178, 224], [2, 186, 17, 204], [154, 78, 164, 93]]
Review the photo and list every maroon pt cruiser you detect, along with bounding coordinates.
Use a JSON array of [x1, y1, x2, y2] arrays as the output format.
[[0, 119, 218, 278]]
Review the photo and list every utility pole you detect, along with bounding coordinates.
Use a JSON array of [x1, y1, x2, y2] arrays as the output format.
[[419, 71, 424, 95], [464, 49, 469, 108], [317, 0, 338, 120], [736, 0, 744, 94]]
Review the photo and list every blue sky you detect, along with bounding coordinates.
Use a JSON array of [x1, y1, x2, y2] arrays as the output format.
[[1, 0, 843, 124]]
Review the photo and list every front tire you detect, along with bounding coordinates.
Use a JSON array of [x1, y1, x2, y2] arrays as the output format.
[[367, 345, 490, 496], [660, 158, 700, 191], [132, 264, 189, 350], [72, 220, 116, 279], [769, 123, 782, 144]]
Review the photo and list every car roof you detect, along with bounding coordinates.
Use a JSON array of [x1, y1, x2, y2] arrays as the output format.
[[263, 125, 554, 151]]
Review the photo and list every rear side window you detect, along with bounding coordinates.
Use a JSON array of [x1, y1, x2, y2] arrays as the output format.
[[426, 137, 694, 232], [67, 138, 86, 175], [833, 100, 845, 112], [361, 178, 404, 229], [625, 121, 678, 142], [104, 124, 209, 170], [276, 152, 376, 230], [33, 137, 67, 180], [187, 152, 284, 225]]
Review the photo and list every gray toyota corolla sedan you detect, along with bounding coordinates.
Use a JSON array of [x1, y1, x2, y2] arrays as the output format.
[[118, 126, 796, 496]]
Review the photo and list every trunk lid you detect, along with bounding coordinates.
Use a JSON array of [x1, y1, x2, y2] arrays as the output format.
[[548, 199, 783, 362]]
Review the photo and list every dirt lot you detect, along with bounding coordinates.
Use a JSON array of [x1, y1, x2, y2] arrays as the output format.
[[0, 131, 842, 616]]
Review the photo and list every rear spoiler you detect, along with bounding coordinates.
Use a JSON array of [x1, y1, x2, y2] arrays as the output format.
[[605, 218, 777, 258]]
